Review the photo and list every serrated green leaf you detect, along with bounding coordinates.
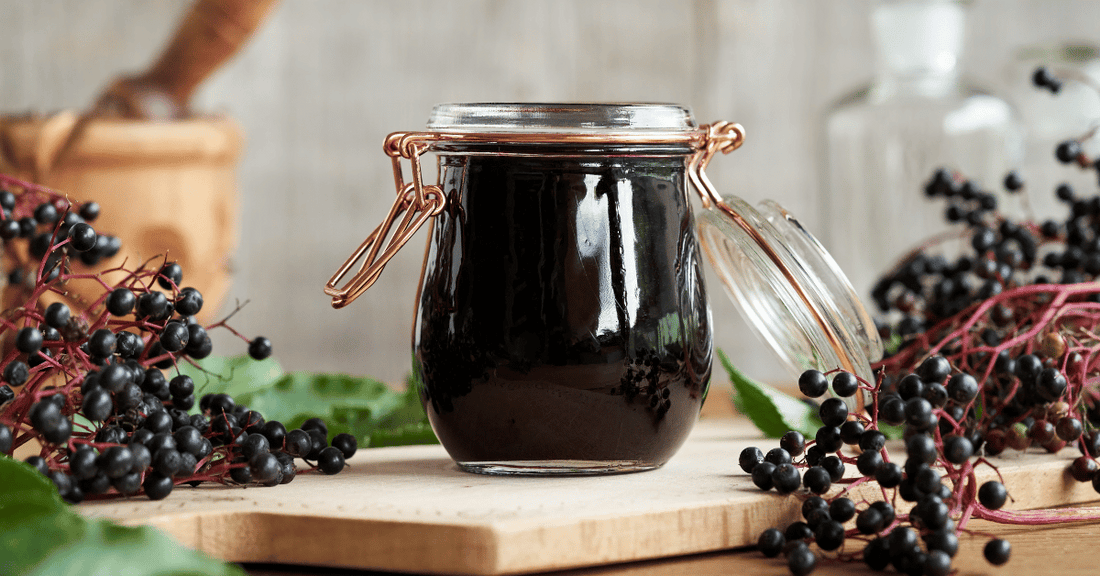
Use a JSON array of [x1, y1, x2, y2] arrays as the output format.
[[0, 458, 244, 576], [719, 349, 824, 438]]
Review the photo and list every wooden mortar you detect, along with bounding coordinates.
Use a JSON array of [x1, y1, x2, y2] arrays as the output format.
[[0, 111, 242, 322]]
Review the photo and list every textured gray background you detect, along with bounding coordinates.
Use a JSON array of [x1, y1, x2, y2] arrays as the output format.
[[2, 0, 1099, 386]]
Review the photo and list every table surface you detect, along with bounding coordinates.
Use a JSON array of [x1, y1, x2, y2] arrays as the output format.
[[224, 397, 1100, 576]]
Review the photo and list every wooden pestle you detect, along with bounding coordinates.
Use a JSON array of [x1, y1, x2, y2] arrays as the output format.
[[94, 0, 279, 120]]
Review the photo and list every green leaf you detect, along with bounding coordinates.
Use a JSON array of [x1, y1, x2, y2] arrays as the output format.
[[0, 458, 245, 576], [176, 355, 284, 401], [234, 371, 437, 448], [719, 349, 823, 438]]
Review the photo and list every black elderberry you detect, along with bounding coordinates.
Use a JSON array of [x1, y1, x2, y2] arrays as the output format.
[[175, 452, 198, 478], [15, 326, 43, 354], [261, 421, 288, 450], [971, 226, 997, 252], [33, 202, 58, 224], [917, 355, 951, 384], [250, 452, 282, 485], [751, 462, 777, 490], [942, 435, 974, 464], [175, 287, 204, 316], [831, 371, 859, 397], [275, 451, 296, 484], [946, 373, 978, 403], [873, 462, 902, 489], [856, 506, 885, 535], [815, 425, 844, 453], [143, 472, 174, 500], [160, 321, 190, 352], [1003, 171, 1024, 191], [317, 446, 346, 475], [67, 222, 97, 252], [1057, 417, 1084, 442], [88, 328, 117, 358], [818, 398, 848, 427], [814, 519, 845, 551], [864, 537, 891, 570], [130, 428, 154, 447], [69, 447, 98, 480], [854, 450, 882, 477], [779, 431, 805, 457], [98, 446, 135, 479], [284, 429, 313, 459], [229, 465, 253, 484], [984, 538, 1011, 565], [924, 529, 959, 558], [978, 480, 1008, 510], [879, 395, 906, 426], [765, 447, 792, 466], [804, 445, 825, 466], [0, 424, 13, 455], [248, 336, 273, 361], [1056, 140, 1081, 164], [155, 262, 183, 290], [331, 432, 357, 459], [152, 448, 182, 477], [81, 473, 111, 495], [77, 201, 100, 221], [907, 435, 937, 467], [106, 288, 136, 316], [147, 433, 177, 457], [42, 302, 70, 330], [1037, 367, 1068, 401], [206, 393, 236, 415], [821, 455, 845, 482], [757, 527, 785, 558], [798, 369, 828, 398], [136, 291, 170, 320], [785, 521, 814, 542], [801, 496, 828, 519], [859, 430, 887, 453], [802, 466, 831, 494], [923, 383, 948, 408], [904, 397, 934, 429], [301, 417, 329, 436], [29, 399, 62, 433], [81, 388, 113, 422], [239, 433, 270, 460], [840, 420, 865, 445], [787, 543, 816, 576], [173, 426, 204, 456]]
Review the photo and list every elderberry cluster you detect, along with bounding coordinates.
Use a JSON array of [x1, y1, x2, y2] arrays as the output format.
[[0, 175, 355, 502], [740, 365, 1012, 575]]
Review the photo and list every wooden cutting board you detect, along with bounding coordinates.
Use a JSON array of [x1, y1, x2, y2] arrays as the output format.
[[77, 417, 1100, 575]]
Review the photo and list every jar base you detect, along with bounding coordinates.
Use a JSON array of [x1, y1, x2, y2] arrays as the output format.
[[456, 460, 662, 476]]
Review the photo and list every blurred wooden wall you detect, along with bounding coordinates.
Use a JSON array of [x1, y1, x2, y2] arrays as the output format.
[[2, 0, 1100, 386]]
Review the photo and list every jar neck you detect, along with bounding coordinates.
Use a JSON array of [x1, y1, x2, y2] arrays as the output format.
[[871, 0, 966, 92]]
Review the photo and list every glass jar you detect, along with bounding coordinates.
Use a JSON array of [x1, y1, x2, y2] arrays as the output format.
[[327, 103, 882, 475]]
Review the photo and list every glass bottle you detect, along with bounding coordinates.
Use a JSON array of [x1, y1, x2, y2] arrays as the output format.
[[821, 0, 1024, 301]]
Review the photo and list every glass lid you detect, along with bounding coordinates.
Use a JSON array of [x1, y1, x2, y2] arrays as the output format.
[[426, 103, 698, 134], [697, 196, 884, 388]]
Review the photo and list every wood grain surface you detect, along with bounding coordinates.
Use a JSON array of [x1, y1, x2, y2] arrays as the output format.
[[78, 416, 1100, 576]]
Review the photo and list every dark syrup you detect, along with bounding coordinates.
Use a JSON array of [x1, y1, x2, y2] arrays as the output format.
[[413, 149, 712, 467]]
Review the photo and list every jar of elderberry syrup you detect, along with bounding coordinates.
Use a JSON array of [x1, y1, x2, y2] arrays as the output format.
[[326, 103, 882, 475]]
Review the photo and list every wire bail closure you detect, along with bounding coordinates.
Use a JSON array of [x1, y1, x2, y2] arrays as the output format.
[[324, 132, 446, 308], [324, 122, 745, 309]]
